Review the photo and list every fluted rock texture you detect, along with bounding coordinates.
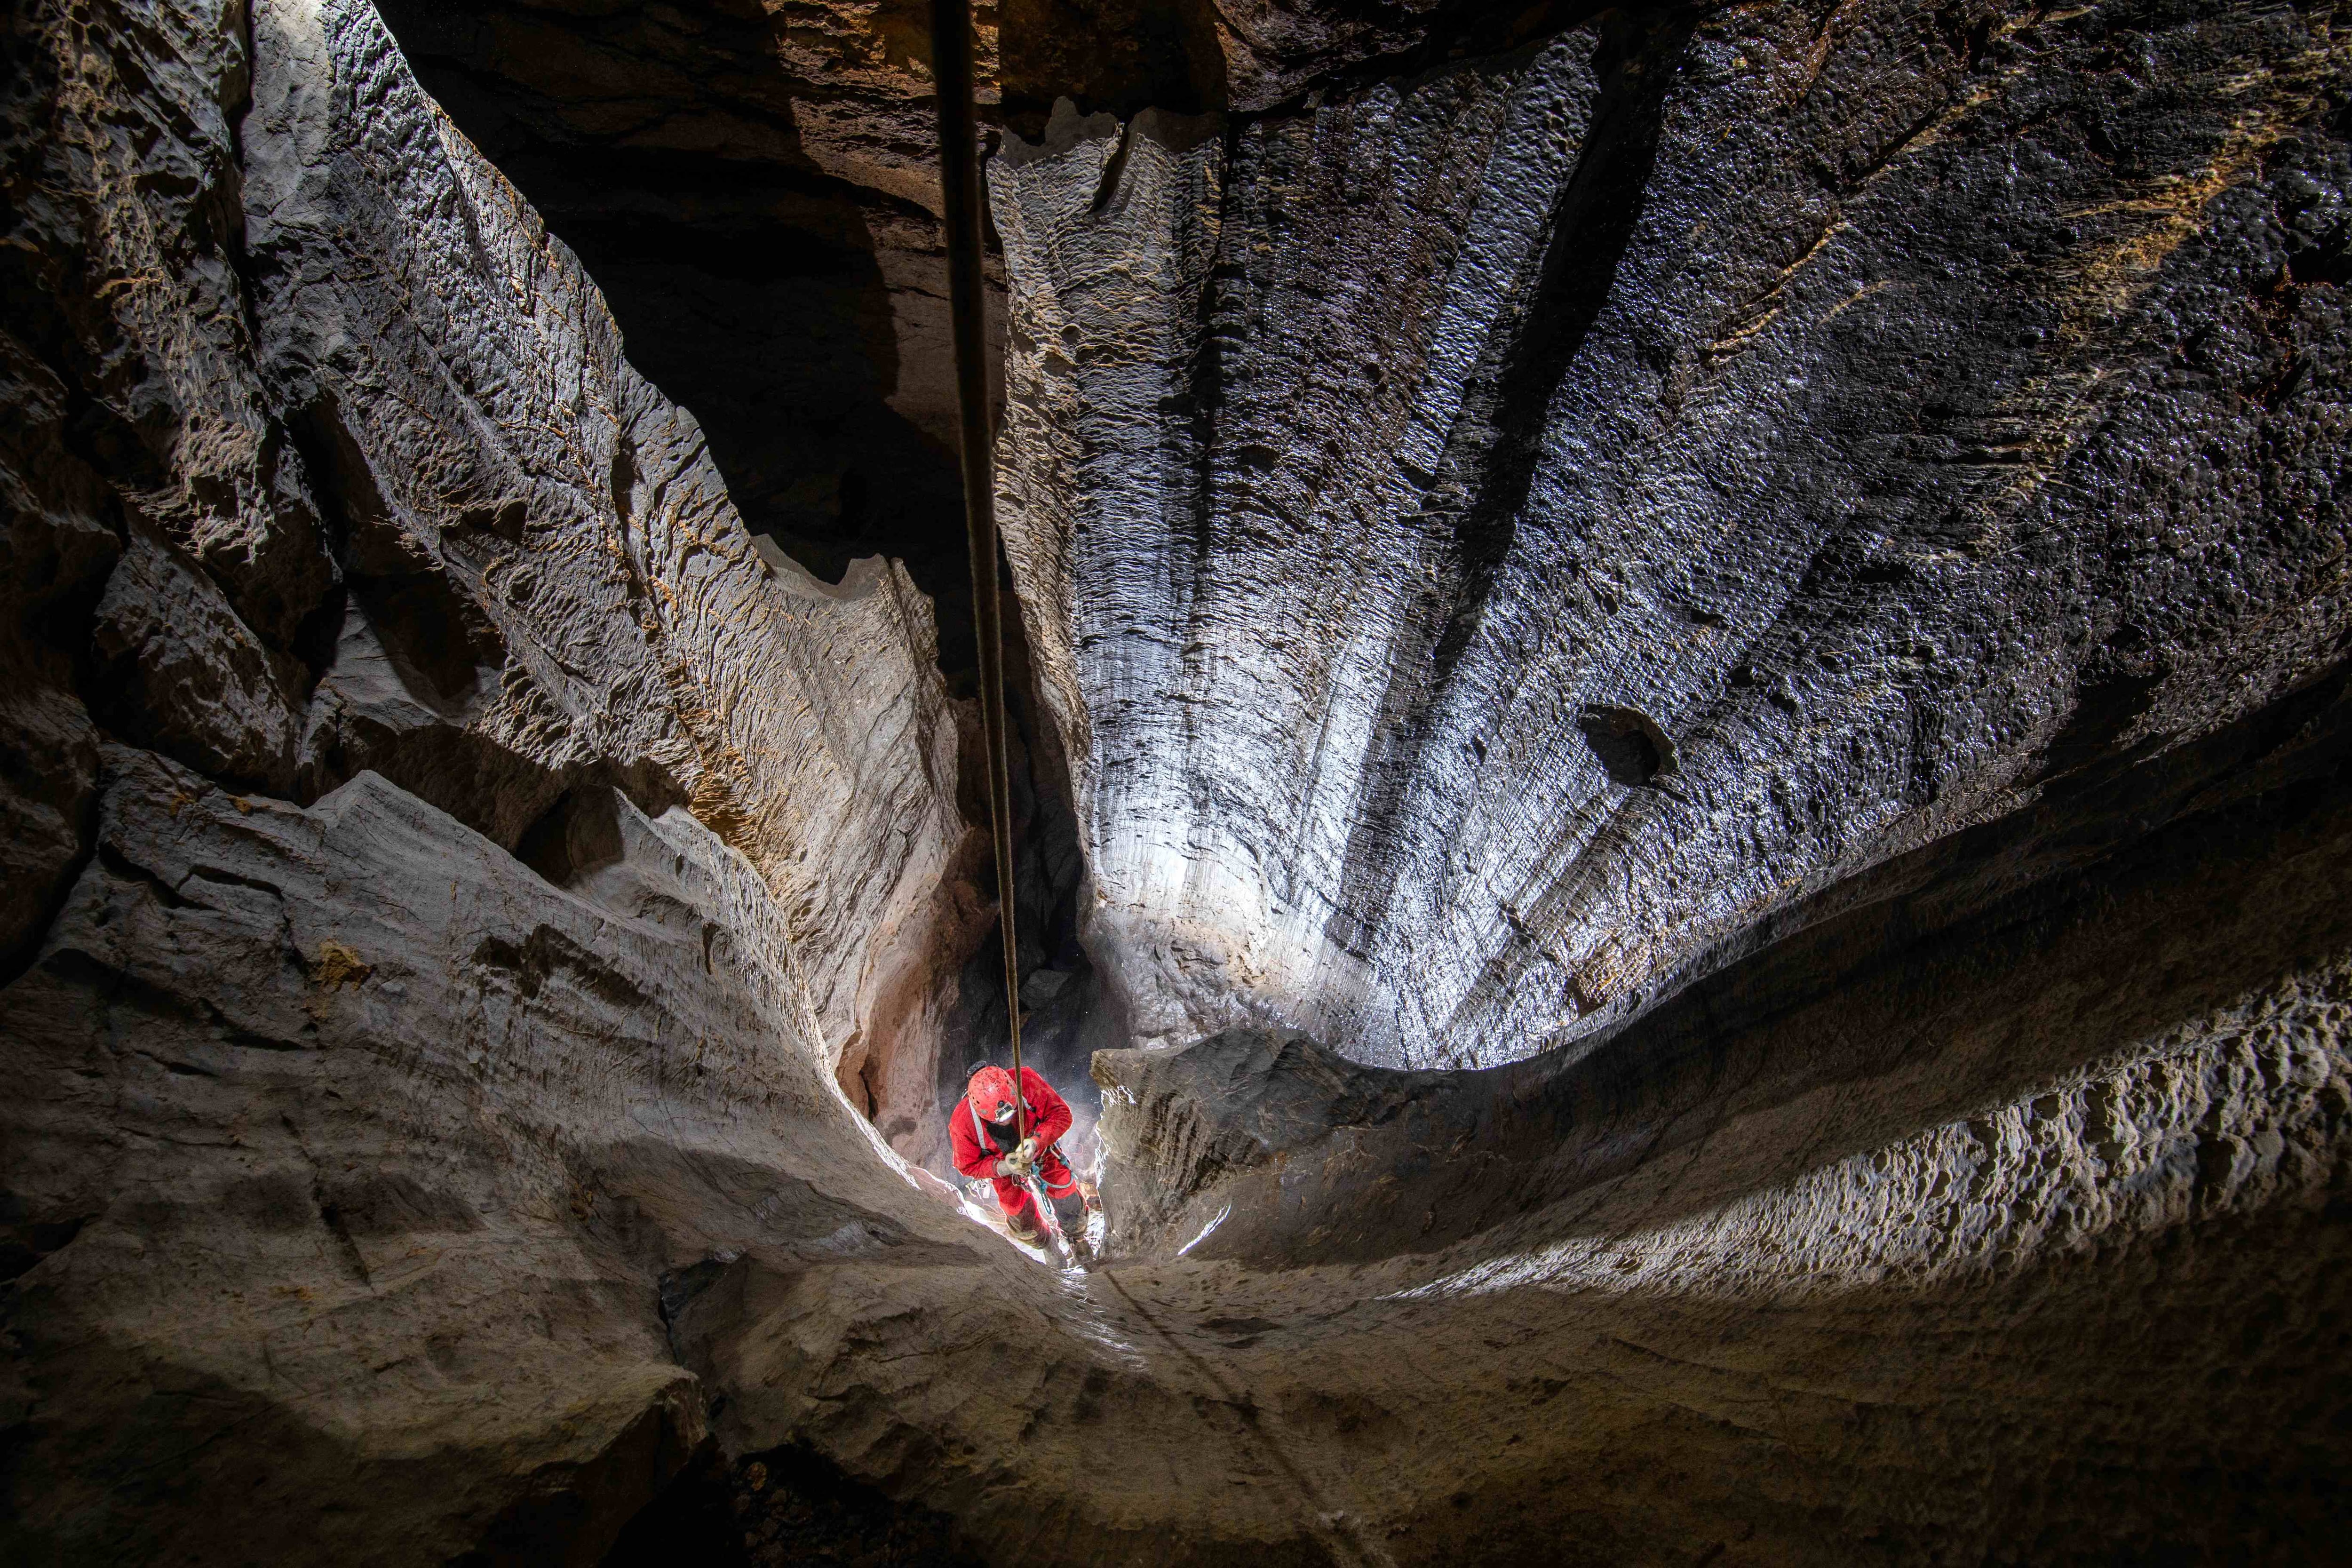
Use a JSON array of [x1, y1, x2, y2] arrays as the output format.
[[1079, 708, 2352, 1560], [3, 0, 994, 1556], [358, 2, 1126, 1155], [8, 0, 2352, 1565], [994, 0, 2352, 1065], [366, 0, 995, 605]]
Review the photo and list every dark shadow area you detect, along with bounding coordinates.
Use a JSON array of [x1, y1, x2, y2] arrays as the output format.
[[998, 0, 1227, 135], [601, 1440, 985, 1568], [1576, 702, 1676, 787], [553, 173, 963, 578], [937, 586, 1112, 1170]]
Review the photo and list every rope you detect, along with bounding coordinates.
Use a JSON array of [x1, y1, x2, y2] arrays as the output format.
[[930, 0, 1027, 1144]]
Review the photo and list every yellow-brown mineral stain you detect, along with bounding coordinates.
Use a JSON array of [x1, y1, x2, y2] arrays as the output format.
[[304, 940, 371, 1022]]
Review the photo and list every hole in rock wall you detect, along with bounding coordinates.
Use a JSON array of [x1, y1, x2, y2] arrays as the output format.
[[1576, 702, 1675, 788], [516, 788, 627, 891]]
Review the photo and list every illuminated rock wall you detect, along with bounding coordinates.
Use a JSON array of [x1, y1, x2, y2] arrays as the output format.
[[2, 3, 993, 1556], [994, 0, 2352, 1066], [7, 2, 2351, 1565]]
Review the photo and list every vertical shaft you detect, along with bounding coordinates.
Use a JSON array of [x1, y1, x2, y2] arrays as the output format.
[[930, 0, 1027, 1144]]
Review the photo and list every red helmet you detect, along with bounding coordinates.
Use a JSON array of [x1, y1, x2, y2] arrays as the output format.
[[967, 1064, 1019, 1123]]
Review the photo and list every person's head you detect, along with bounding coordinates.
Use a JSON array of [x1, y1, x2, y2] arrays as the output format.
[[967, 1064, 1019, 1124]]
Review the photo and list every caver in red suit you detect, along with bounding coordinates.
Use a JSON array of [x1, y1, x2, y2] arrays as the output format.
[[949, 1063, 1077, 1240]]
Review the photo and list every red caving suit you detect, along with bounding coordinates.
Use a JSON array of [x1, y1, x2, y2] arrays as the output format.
[[948, 1066, 1076, 1234]]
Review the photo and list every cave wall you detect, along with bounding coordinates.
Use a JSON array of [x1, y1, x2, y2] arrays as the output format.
[[3, 0, 974, 1052], [6, 1, 2352, 1565], [353, 0, 1631, 650], [365, 0, 997, 630], [349, 0, 1628, 1134], [993, 0, 2352, 1064], [360, 1, 1129, 1160], [1078, 728, 2352, 1563], [0, 2, 1008, 1555]]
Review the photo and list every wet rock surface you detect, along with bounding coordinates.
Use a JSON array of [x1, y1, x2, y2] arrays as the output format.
[[4, 0, 2352, 1565]]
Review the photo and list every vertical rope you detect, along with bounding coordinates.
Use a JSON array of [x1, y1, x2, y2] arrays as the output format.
[[930, 0, 1028, 1144]]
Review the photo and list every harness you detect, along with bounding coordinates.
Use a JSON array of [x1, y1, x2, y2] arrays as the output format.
[[968, 1094, 1073, 1197]]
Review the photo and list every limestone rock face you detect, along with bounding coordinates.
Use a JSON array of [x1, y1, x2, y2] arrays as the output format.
[[89, 526, 307, 794], [9, 0, 2352, 1565], [993, 0, 2352, 1064], [1069, 708, 2352, 1563], [3, 1, 990, 1558], [366, 0, 999, 653], [0, 0, 315, 970], [1090, 1027, 1453, 1251], [357, 2, 1104, 1146]]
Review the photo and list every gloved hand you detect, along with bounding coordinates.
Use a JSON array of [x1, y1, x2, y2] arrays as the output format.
[[1013, 1137, 1039, 1165], [993, 1150, 1033, 1178]]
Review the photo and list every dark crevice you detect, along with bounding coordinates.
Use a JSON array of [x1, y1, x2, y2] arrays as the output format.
[[470, 927, 652, 1011], [2036, 665, 2168, 788], [515, 786, 628, 892], [1000, 0, 1228, 135], [0, 1211, 90, 1286], [940, 583, 1110, 1163], [1432, 8, 1690, 682], [95, 842, 196, 909], [450, 1396, 703, 1568], [0, 747, 103, 991], [314, 1195, 373, 1286]]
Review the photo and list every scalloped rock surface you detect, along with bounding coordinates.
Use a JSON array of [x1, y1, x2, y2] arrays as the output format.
[[6, 1, 2352, 1566], [3, 1, 993, 1557], [994, 1, 2352, 1065]]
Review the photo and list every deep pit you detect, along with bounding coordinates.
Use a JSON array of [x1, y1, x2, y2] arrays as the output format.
[[5, 1, 2352, 1565]]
